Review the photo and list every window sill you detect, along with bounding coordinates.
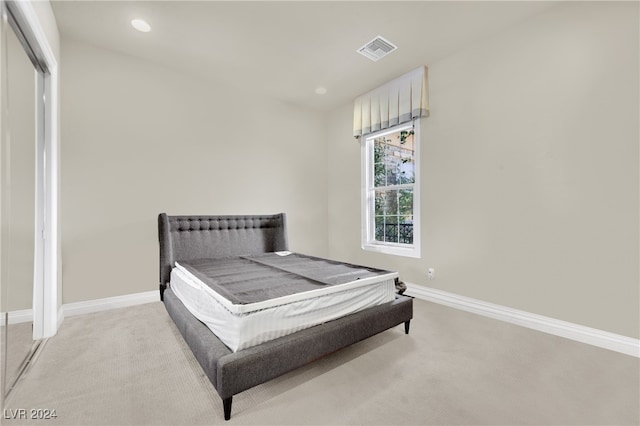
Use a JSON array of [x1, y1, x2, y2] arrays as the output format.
[[362, 242, 421, 258]]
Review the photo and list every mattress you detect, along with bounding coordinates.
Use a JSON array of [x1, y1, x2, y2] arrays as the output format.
[[169, 252, 397, 352]]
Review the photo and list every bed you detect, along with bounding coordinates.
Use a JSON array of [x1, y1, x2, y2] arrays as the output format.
[[158, 213, 413, 420]]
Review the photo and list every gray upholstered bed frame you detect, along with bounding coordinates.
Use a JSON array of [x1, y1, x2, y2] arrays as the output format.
[[158, 213, 413, 420]]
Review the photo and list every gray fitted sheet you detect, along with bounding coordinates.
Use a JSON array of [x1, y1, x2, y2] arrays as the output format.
[[177, 252, 393, 305]]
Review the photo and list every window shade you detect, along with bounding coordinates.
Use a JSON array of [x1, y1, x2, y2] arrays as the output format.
[[353, 66, 429, 138]]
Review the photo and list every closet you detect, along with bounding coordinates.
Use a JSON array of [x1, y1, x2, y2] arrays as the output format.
[[1, 1, 47, 403]]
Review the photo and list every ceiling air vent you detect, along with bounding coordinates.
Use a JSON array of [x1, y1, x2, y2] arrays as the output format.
[[357, 36, 397, 62]]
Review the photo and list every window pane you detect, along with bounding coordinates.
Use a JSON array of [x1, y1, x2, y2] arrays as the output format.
[[399, 157, 414, 184], [399, 189, 413, 216], [376, 189, 398, 214], [386, 157, 401, 185], [374, 162, 385, 186], [373, 139, 385, 163], [396, 131, 415, 184], [373, 189, 414, 244], [375, 216, 385, 241], [399, 216, 413, 244], [372, 129, 415, 189], [384, 220, 398, 243], [374, 191, 386, 216]]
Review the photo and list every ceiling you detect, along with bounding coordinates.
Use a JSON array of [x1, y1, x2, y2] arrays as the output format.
[[51, 1, 558, 112]]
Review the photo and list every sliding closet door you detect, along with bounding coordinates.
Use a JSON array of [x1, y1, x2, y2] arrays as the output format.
[[0, 7, 39, 398]]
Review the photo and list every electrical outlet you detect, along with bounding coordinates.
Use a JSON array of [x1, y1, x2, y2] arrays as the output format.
[[427, 268, 435, 280]]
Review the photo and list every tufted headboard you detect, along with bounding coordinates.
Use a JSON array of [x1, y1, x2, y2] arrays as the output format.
[[158, 213, 288, 299]]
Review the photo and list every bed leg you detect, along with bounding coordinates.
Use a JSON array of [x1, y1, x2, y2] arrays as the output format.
[[404, 320, 410, 335], [223, 396, 233, 421]]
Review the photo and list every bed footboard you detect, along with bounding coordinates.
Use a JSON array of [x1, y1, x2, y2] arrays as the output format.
[[164, 289, 413, 420]]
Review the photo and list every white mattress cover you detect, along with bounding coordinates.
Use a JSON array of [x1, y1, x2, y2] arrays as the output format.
[[169, 257, 397, 352], [173, 260, 397, 314]]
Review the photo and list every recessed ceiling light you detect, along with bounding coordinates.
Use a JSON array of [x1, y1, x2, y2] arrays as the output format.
[[315, 87, 327, 95], [131, 19, 151, 33]]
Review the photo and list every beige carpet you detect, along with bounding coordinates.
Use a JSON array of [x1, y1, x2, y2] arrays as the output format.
[[3, 299, 639, 425]]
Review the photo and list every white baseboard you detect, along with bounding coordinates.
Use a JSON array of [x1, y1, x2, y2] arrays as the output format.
[[0, 309, 34, 326], [8, 286, 637, 358], [63, 290, 160, 318], [2, 291, 159, 327], [405, 283, 639, 358]]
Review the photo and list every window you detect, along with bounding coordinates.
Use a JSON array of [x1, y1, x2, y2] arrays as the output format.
[[361, 121, 420, 258]]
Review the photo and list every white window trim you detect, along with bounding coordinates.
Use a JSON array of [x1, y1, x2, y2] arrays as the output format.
[[361, 120, 421, 258]]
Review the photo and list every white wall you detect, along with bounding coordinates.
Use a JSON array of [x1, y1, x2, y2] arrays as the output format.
[[60, 39, 328, 304], [327, 2, 639, 338]]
